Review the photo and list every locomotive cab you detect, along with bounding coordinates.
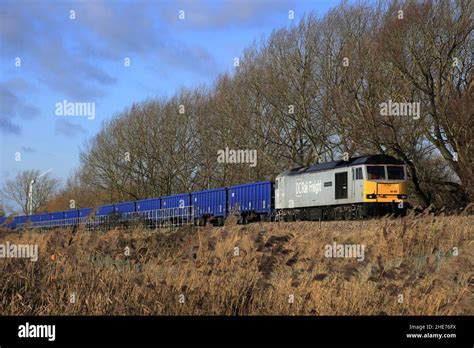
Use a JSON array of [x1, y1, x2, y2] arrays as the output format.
[[364, 164, 408, 203]]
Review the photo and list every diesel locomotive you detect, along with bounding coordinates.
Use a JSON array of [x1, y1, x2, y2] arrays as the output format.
[[275, 154, 408, 221]]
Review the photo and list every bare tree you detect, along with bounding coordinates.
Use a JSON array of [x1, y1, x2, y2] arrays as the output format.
[[1, 170, 61, 214], [376, 0, 473, 202]]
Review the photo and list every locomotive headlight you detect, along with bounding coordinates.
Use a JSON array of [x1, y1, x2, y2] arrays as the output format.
[[397, 194, 407, 199], [366, 194, 377, 199]]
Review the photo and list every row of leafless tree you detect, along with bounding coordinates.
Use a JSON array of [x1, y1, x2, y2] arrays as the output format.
[[2, 0, 472, 215], [73, 0, 474, 210]]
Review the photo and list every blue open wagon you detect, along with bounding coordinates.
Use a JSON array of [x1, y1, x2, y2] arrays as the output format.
[[78, 207, 94, 227], [79, 207, 92, 218], [15, 215, 28, 229], [115, 201, 136, 214], [50, 211, 65, 227], [114, 201, 137, 224], [192, 188, 227, 224], [64, 210, 80, 227], [136, 198, 161, 225], [97, 204, 114, 216], [28, 213, 50, 228], [161, 193, 192, 224], [136, 198, 161, 212], [227, 181, 273, 222]]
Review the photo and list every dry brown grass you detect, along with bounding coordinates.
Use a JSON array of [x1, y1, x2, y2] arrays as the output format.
[[0, 213, 472, 315]]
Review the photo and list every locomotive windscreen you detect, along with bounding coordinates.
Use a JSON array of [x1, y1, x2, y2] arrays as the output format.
[[367, 166, 385, 180], [387, 166, 405, 180]]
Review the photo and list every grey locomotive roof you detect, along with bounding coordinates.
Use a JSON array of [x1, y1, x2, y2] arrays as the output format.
[[278, 155, 404, 177]]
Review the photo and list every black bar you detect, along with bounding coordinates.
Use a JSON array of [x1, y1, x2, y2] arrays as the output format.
[[0, 316, 472, 346]]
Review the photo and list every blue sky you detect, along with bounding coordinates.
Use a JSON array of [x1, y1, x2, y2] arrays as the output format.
[[1, 0, 342, 206]]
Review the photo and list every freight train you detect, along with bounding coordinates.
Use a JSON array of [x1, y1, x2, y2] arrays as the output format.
[[0, 155, 408, 230]]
